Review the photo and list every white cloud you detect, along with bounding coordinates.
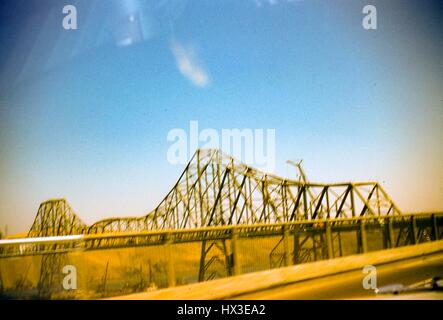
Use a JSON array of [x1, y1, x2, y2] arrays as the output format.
[[254, 0, 300, 7], [171, 40, 210, 88]]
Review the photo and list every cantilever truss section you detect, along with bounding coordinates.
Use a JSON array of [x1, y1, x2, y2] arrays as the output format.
[[28, 199, 86, 237], [28, 149, 401, 237]]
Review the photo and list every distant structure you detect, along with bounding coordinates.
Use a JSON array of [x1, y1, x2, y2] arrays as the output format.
[[28, 149, 401, 237]]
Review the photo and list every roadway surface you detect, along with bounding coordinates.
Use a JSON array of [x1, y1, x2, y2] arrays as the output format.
[[235, 252, 443, 299]]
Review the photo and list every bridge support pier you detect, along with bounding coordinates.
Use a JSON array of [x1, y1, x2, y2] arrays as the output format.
[[410, 216, 418, 244], [231, 229, 240, 276], [293, 231, 300, 264], [165, 236, 176, 287], [38, 253, 67, 299], [388, 218, 396, 248], [325, 222, 333, 259], [283, 227, 291, 267], [432, 214, 439, 241], [198, 239, 231, 282], [359, 221, 368, 253]]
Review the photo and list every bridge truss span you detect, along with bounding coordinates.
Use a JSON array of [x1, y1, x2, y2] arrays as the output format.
[[28, 149, 402, 237]]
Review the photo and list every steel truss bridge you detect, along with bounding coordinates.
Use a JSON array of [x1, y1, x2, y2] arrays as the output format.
[[1, 149, 442, 297], [29, 148, 403, 236]]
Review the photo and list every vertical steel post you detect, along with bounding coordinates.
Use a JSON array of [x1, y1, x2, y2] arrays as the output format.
[[382, 222, 389, 249], [293, 230, 300, 264], [431, 214, 439, 241], [325, 222, 333, 259], [388, 218, 396, 248], [198, 241, 206, 282], [360, 221, 368, 253], [312, 231, 318, 261], [410, 216, 418, 244], [231, 228, 240, 276], [165, 234, 176, 287], [283, 226, 291, 267], [350, 185, 356, 217]]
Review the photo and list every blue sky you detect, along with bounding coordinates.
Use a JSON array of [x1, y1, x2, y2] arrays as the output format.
[[0, 0, 442, 234]]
